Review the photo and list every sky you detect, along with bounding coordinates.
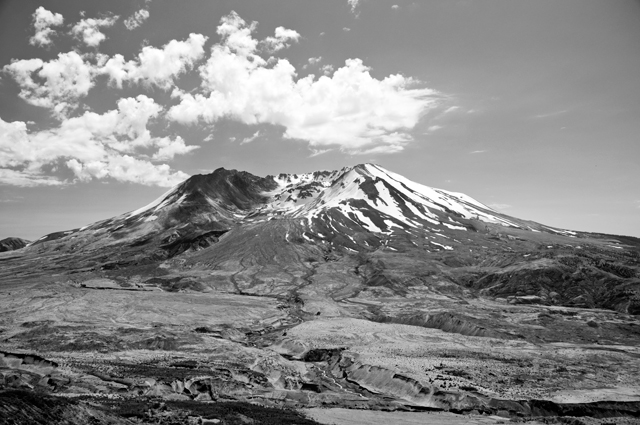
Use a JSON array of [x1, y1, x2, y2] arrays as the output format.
[[0, 0, 639, 240]]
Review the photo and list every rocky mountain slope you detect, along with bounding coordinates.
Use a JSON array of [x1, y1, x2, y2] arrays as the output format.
[[1, 164, 640, 424], [0, 237, 30, 252]]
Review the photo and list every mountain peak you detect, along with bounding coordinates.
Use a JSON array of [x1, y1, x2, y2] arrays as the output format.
[[0, 237, 31, 252], [30, 163, 590, 256]]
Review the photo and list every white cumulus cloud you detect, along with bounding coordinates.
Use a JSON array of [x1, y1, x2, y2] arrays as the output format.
[[262, 26, 301, 53], [70, 14, 119, 47], [29, 7, 64, 47], [152, 136, 199, 160], [100, 33, 208, 89], [3, 51, 97, 118], [124, 8, 150, 30], [0, 96, 194, 187], [168, 12, 439, 155]]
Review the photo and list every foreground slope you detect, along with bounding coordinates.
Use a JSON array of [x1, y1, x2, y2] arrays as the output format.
[[1, 164, 640, 423]]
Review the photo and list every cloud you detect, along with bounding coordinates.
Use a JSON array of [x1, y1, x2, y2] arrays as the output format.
[[3, 51, 97, 118], [70, 14, 119, 47], [533, 109, 568, 119], [262, 26, 301, 53], [0, 96, 193, 187], [29, 7, 64, 47], [151, 136, 199, 160], [309, 148, 331, 157], [0, 169, 66, 187], [488, 203, 512, 211], [348, 0, 361, 16], [308, 57, 322, 65], [443, 106, 459, 114], [240, 130, 261, 145], [469, 150, 486, 154], [168, 12, 439, 155], [392, 5, 399, 9], [343, 27, 351, 32], [427, 125, 442, 132], [3, 32, 206, 117], [203, 134, 214, 142], [5, 27, 212, 117], [124, 8, 150, 30], [100, 33, 208, 89], [0, 196, 24, 203], [321, 64, 334, 75], [216, 11, 258, 57]]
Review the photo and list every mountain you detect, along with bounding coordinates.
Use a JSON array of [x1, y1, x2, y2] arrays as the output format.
[[19, 163, 640, 312], [2, 164, 640, 423], [0, 237, 30, 252]]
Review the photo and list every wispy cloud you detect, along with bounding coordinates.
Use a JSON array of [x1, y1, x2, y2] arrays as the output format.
[[392, 5, 399, 10], [443, 106, 459, 114], [309, 148, 331, 157], [469, 150, 486, 154], [0, 196, 24, 203], [0, 169, 66, 187], [489, 203, 511, 210], [532, 109, 568, 119], [241, 130, 261, 145], [343, 27, 351, 32]]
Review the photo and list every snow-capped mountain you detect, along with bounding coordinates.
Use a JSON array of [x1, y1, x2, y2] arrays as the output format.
[[10, 163, 640, 314], [29, 163, 583, 256]]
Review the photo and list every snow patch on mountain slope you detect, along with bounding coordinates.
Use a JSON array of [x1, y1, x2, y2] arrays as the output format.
[[253, 163, 537, 236], [364, 164, 520, 227]]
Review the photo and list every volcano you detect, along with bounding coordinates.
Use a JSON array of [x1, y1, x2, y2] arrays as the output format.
[[1, 164, 640, 423], [18, 163, 639, 312]]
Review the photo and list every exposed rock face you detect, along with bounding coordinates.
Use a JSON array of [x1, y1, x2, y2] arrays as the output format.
[[0, 237, 29, 252]]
